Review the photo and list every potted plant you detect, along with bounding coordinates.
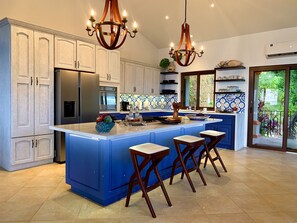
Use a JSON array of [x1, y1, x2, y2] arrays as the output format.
[[159, 58, 170, 71]]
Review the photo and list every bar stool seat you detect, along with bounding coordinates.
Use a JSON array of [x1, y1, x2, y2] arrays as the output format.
[[170, 135, 208, 193], [125, 143, 172, 218], [199, 130, 228, 177]]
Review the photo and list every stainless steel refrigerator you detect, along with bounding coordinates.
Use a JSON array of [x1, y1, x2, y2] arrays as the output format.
[[54, 69, 99, 163]]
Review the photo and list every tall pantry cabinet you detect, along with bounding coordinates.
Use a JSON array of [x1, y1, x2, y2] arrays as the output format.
[[0, 21, 54, 171]]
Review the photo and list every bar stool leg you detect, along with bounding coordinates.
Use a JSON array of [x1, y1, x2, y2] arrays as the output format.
[[174, 141, 196, 192], [191, 154, 207, 186], [169, 157, 180, 185], [153, 167, 172, 207], [129, 153, 156, 218], [213, 147, 228, 172], [203, 143, 221, 177]]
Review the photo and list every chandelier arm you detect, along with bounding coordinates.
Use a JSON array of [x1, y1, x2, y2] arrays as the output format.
[[177, 24, 185, 50], [110, 26, 121, 48], [185, 24, 192, 51], [113, 32, 128, 49], [97, 25, 112, 49], [100, 0, 110, 22], [112, 0, 122, 22]]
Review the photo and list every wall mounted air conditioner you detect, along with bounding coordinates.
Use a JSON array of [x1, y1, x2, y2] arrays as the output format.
[[265, 41, 297, 58]]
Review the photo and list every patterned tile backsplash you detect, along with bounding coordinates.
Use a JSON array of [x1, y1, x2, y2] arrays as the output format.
[[120, 94, 178, 110], [215, 93, 245, 113], [120, 93, 245, 113]]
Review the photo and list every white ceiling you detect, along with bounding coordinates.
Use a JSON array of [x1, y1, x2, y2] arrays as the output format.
[[119, 0, 297, 49]]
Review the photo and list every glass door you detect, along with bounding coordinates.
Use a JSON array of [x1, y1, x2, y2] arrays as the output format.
[[287, 69, 297, 151], [248, 65, 297, 152], [250, 69, 286, 149]]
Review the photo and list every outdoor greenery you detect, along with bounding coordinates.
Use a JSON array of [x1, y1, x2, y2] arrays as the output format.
[[257, 70, 297, 137]]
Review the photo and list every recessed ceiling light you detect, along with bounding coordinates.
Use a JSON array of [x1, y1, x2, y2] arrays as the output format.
[[210, 3, 215, 8], [165, 15, 169, 20]]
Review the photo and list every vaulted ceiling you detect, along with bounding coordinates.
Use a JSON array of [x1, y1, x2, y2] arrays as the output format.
[[118, 0, 297, 49]]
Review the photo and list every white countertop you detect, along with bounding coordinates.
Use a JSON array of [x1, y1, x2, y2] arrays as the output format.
[[50, 119, 222, 140]]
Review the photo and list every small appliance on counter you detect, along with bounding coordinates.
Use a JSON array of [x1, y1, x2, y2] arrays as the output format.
[[121, 101, 129, 111]]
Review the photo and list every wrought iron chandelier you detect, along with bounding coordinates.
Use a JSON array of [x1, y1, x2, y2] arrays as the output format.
[[86, 0, 138, 50], [169, 0, 204, 66]]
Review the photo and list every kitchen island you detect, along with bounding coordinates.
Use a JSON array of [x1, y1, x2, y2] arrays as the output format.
[[50, 119, 221, 206]]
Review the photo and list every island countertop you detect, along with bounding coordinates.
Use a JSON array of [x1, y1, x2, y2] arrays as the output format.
[[50, 118, 222, 140]]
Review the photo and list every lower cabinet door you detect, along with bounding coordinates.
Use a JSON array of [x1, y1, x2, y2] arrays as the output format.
[[11, 136, 34, 165], [217, 124, 234, 149], [35, 134, 54, 160]]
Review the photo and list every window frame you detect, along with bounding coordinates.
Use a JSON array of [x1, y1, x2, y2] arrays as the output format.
[[180, 70, 216, 110]]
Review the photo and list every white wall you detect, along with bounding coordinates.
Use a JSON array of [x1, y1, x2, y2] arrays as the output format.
[[0, 0, 159, 65], [159, 26, 297, 147]]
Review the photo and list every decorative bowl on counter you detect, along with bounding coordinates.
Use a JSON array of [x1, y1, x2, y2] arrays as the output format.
[[185, 114, 210, 121], [96, 122, 115, 133]]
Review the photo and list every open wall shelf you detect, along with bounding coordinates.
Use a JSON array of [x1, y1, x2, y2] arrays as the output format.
[[215, 79, 245, 82], [215, 66, 246, 70], [214, 92, 245, 94], [160, 71, 178, 75]]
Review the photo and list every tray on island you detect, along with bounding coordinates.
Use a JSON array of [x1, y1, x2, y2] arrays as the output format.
[[186, 114, 210, 121], [154, 116, 181, 124]]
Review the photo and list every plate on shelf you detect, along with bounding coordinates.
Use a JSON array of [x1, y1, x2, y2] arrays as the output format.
[[186, 114, 210, 121]]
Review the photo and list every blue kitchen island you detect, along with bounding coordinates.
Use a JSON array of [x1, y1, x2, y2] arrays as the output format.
[[50, 118, 221, 206]]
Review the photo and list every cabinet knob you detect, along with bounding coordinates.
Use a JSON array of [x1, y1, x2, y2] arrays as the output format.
[[74, 61, 77, 68], [36, 77, 39, 86], [30, 77, 33, 86]]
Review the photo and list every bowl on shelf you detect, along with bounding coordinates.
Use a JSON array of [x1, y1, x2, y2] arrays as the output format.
[[162, 89, 175, 94], [168, 80, 175, 83], [162, 80, 169, 84]]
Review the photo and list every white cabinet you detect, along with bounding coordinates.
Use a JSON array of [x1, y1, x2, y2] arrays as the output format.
[[11, 27, 54, 138], [11, 27, 34, 137], [34, 31, 54, 135], [120, 61, 125, 93], [11, 134, 53, 165], [124, 63, 144, 94], [34, 134, 54, 161], [55, 37, 95, 72], [144, 67, 160, 95], [0, 23, 54, 171], [96, 46, 120, 83]]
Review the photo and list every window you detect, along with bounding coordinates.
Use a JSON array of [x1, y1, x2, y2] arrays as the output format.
[[181, 70, 215, 110]]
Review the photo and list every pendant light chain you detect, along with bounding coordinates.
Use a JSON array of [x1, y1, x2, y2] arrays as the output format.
[[184, 0, 187, 24]]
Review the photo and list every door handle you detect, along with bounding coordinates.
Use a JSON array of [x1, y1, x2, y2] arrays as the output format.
[[78, 61, 80, 69], [32, 139, 34, 148], [74, 61, 77, 68], [35, 139, 38, 148], [36, 77, 39, 86], [30, 77, 33, 85]]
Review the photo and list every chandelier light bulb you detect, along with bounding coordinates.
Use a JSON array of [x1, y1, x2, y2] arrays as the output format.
[[192, 41, 195, 47], [86, 20, 91, 28], [170, 42, 175, 48], [123, 10, 127, 18], [201, 46, 204, 51], [91, 9, 95, 17], [133, 21, 138, 30]]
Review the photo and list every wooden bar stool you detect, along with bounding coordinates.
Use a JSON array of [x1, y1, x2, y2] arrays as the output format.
[[125, 143, 172, 218], [169, 135, 207, 193], [199, 130, 228, 177]]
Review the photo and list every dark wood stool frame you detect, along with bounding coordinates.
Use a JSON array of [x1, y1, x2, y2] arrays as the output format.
[[125, 148, 172, 218], [199, 132, 228, 177], [169, 138, 208, 193]]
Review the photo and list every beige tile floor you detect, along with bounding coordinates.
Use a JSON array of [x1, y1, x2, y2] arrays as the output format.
[[0, 148, 297, 222]]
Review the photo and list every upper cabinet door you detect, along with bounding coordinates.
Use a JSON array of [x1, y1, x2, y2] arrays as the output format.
[[11, 26, 34, 138], [120, 61, 125, 93], [96, 46, 109, 82], [54, 37, 76, 70], [34, 31, 54, 135], [77, 41, 95, 72], [144, 67, 153, 95], [134, 65, 144, 94], [108, 50, 120, 83], [96, 46, 120, 83], [152, 68, 160, 95]]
